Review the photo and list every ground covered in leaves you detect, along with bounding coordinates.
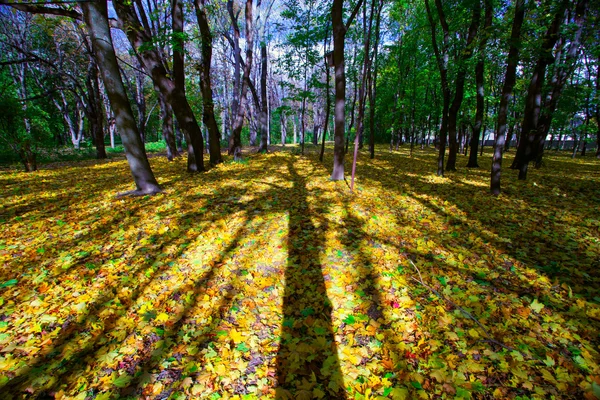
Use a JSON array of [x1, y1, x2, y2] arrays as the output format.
[[0, 145, 599, 400]]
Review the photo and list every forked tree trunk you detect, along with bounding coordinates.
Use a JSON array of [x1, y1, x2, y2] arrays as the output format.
[[511, 0, 567, 179], [228, 0, 253, 160], [81, 0, 160, 195], [114, 0, 204, 172]]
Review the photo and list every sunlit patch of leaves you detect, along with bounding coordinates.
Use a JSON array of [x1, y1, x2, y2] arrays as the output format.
[[0, 146, 598, 399]]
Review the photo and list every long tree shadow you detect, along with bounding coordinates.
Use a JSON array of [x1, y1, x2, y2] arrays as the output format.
[[276, 159, 346, 398]]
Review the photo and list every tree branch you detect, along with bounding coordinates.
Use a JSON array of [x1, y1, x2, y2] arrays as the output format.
[[0, 58, 35, 66], [345, 0, 364, 32], [3, 2, 82, 20]]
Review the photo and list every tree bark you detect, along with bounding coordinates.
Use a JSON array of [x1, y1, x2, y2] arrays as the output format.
[[320, 25, 331, 163], [467, 0, 492, 168], [330, 0, 347, 180], [81, 0, 160, 195], [368, 0, 383, 159], [534, 0, 588, 167], [425, 0, 450, 176], [158, 93, 177, 160], [490, 0, 525, 195], [258, 43, 269, 153], [228, 0, 253, 160], [445, 1, 480, 171], [194, 0, 223, 164], [114, 0, 205, 172], [511, 0, 568, 179], [596, 53, 600, 158]]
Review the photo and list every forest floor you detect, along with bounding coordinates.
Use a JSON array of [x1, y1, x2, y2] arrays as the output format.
[[0, 145, 599, 400]]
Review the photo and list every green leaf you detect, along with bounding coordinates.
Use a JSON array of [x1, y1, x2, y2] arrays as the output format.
[[301, 307, 314, 317], [455, 386, 471, 398], [343, 315, 356, 324], [236, 342, 249, 352], [592, 381, 600, 399], [0, 279, 18, 288], [112, 373, 132, 388], [410, 381, 422, 389], [314, 326, 327, 335]]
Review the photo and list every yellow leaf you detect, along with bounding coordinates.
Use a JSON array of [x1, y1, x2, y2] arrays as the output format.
[[229, 329, 243, 343], [468, 328, 480, 339], [156, 313, 169, 323]]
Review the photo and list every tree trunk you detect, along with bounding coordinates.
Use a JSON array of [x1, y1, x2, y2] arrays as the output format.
[[114, 0, 204, 172], [534, 0, 588, 168], [158, 94, 177, 160], [490, 0, 525, 195], [331, 0, 347, 180], [281, 113, 287, 146], [81, 0, 160, 194], [258, 43, 269, 153], [320, 26, 332, 162], [511, 0, 567, 179], [425, 0, 450, 176], [356, 0, 374, 153], [194, 0, 223, 164], [368, 0, 383, 160], [446, 0, 480, 171], [596, 53, 600, 158], [467, 0, 492, 168], [228, 0, 253, 160]]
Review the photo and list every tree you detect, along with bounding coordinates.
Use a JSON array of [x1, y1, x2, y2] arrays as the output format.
[[81, 0, 161, 194], [467, 0, 492, 168], [330, 0, 363, 181], [511, 0, 568, 179], [193, 0, 223, 165], [113, 0, 205, 172], [226, 0, 254, 160], [490, 0, 526, 195]]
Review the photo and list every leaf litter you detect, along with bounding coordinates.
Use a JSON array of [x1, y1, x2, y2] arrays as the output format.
[[0, 146, 598, 399]]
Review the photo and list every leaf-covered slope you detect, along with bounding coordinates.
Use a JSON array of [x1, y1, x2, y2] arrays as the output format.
[[0, 147, 598, 399]]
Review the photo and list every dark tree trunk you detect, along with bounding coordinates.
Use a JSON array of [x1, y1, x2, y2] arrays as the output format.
[[467, 0, 492, 168], [345, 62, 359, 155], [331, 0, 347, 180], [446, 0, 480, 171], [425, 0, 450, 176], [81, 0, 160, 195], [356, 0, 374, 153], [194, 0, 223, 164], [490, 0, 525, 195], [258, 43, 269, 153], [534, 0, 588, 168], [368, 0, 383, 159], [114, 0, 204, 172], [19, 141, 37, 172], [228, 0, 253, 160], [158, 94, 177, 160], [86, 62, 107, 159], [320, 26, 331, 163], [511, 0, 567, 179]]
